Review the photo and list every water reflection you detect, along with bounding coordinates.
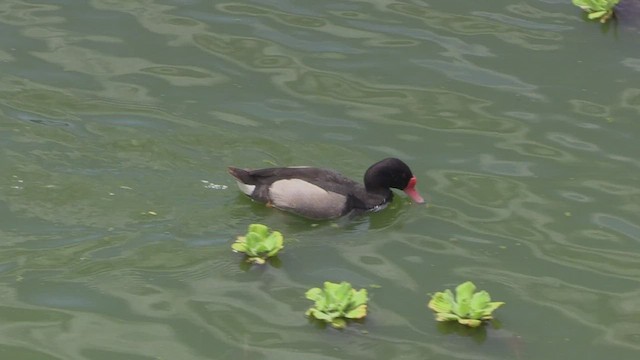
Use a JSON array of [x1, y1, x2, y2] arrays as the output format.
[[463, 268, 640, 351], [1, 0, 640, 359], [413, 58, 538, 94], [386, 2, 563, 50], [569, 99, 610, 117]]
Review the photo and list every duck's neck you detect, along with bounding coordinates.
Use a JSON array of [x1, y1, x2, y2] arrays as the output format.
[[351, 186, 392, 210], [364, 184, 393, 202]]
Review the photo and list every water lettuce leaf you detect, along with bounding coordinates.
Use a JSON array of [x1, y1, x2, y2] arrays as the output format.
[[305, 281, 369, 328], [588, 10, 608, 19], [231, 223, 283, 264], [428, 281, 504, 328], [572, 0, 619, 22]]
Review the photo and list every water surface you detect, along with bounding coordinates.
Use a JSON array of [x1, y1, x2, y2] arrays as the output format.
[[1, 1, 640, 359]]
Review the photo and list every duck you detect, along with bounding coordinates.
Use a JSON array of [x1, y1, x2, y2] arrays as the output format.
[[227, 158, 424, 220]]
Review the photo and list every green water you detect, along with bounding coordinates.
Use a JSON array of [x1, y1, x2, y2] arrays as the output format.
[[1, 1, 639, 359]]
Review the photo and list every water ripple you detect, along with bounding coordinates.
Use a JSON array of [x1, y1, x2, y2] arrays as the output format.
[[459, 268, 640, 351], [1, 0, 639, 359], [412, 59, 537, 93], [386, 2, 563, 50]]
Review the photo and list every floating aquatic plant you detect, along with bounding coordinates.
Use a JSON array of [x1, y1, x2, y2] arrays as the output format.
[[305, 281, 368, 329], [231, 223, 283, 264], [428, 281, 504, 328], [573, 0, 620, 22]]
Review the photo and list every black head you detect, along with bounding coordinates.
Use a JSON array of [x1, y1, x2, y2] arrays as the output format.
[[363, 158, 425, 203], [364, 158, 414, 190]]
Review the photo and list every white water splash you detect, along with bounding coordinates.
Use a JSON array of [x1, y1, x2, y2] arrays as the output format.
[[201, 180, 228, 190]]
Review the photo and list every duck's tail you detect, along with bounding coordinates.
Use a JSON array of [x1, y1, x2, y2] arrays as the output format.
[[228, 167, 250, 181]]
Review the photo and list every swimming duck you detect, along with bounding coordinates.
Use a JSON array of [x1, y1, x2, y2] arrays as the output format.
[[228, 158, 424, 220]]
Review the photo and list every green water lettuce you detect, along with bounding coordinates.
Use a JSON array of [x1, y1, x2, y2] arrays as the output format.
[[231, 223, 283, 264], [305, 281, 368, 329], [573, 0, 619, 22], [428, 281, 504, 327]]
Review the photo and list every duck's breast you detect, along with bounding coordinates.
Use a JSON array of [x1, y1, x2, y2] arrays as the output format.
[[234, 181, 255, 196], [269, 179, 347, 219]]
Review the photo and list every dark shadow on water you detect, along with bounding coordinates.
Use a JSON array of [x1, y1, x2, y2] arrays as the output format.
[[615, 0, 640, 30], [306, 315, 366, 330], [236, 255, 282, 272], [365, 200, 410, 230], [436, 321, 489, 344], [435, 319, 526, 359]]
